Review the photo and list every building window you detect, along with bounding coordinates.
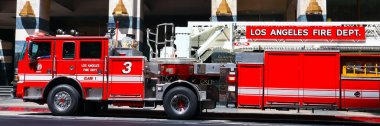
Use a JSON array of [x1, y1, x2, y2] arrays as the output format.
[[80, 42, 101, 59], [63, 42, 75, 59]]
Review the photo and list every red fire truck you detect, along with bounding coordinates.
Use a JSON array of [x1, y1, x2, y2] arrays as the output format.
[[15, 22, 380, 119]]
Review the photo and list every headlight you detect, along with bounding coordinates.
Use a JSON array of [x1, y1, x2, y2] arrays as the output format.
[[15, 75, 19, 82]]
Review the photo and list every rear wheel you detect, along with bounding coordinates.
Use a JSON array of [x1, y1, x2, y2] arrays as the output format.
[[47, 84, 81, 116], [163, 87, 198, 119]]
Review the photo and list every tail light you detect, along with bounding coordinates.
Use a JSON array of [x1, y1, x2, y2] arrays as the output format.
[[227, 75, 236, 83], [227, 75, 236, 92], [227, 70, 236, 92]]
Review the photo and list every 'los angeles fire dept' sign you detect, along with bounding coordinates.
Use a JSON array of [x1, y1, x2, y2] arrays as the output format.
[[246, 26, 366, 40]]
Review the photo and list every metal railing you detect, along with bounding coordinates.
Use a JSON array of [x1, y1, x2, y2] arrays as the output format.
[[342, 64, 380, 77], [146, 23, 175, 60]]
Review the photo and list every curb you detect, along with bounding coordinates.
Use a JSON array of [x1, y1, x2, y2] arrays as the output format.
[[199, 112, 380, 124], [0, 106, 50, 113], [335, 116, 380, 123]]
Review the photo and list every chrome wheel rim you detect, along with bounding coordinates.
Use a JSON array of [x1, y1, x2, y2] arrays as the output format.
[[53, 91, 72, 111], [170, 94, 190, 115]]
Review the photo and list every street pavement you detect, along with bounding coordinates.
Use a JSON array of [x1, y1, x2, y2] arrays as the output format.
[[0, 113, 284, 126], [1, 98, 380, 125], [3, 112, 304, 126]]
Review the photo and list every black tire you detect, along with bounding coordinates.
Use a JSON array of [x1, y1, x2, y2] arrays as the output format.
[[47, 84, 81, 116], [163, 87, 198, 120]]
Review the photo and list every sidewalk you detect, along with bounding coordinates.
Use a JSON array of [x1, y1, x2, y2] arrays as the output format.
[[0, 98, 49, 113], [1, 98, 380, 123]]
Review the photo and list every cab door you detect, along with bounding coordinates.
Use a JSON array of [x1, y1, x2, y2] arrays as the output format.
[[56, 40, 77, 78], [76, 41, 105, 100], [23, 40, 54, 98]]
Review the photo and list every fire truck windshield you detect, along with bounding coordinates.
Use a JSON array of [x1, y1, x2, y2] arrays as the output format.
[[17, 42, 27, 61]]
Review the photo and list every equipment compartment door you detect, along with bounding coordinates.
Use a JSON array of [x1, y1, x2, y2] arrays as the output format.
[[342, 79, 380, 109], [302, 53, 340, 106], [109, 57, 144, 100], [237, 64, 263, 108], [264, 52, 301, 106]]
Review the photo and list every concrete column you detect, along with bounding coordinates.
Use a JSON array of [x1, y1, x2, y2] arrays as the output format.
[[286, 0, 297, 21], [15, 0, 50, 52], [12, 0, 50, 84], [16, 0, 50, 37], [297, 0, 326, 21], [0, 39, 12, 85], [211, 0, 237, 21], [108, 0, 143, 50]]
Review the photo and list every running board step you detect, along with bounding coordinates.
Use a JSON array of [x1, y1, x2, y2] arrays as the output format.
[[143, 101, 156, 109]]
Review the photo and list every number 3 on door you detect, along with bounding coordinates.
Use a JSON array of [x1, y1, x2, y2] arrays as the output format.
[[122, 62, 132, 74]]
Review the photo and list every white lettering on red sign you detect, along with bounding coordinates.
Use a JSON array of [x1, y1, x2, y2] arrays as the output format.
[[81, 64, 100, 72], [84, 77, 95, 80], [246, 26, 366, 40], [122, 62, 132, 74]]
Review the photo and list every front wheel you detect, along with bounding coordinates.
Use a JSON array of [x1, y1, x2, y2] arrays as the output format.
[[47, 84, 81, 116], [163, 87, 198, 120]]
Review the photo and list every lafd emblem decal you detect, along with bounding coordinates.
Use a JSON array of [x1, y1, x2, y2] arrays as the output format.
[[37, 63, 42, 71]]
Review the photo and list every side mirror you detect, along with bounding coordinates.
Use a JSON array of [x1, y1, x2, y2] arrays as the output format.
[[28, 42, 37, 63], [29, 55, 40, 64]]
